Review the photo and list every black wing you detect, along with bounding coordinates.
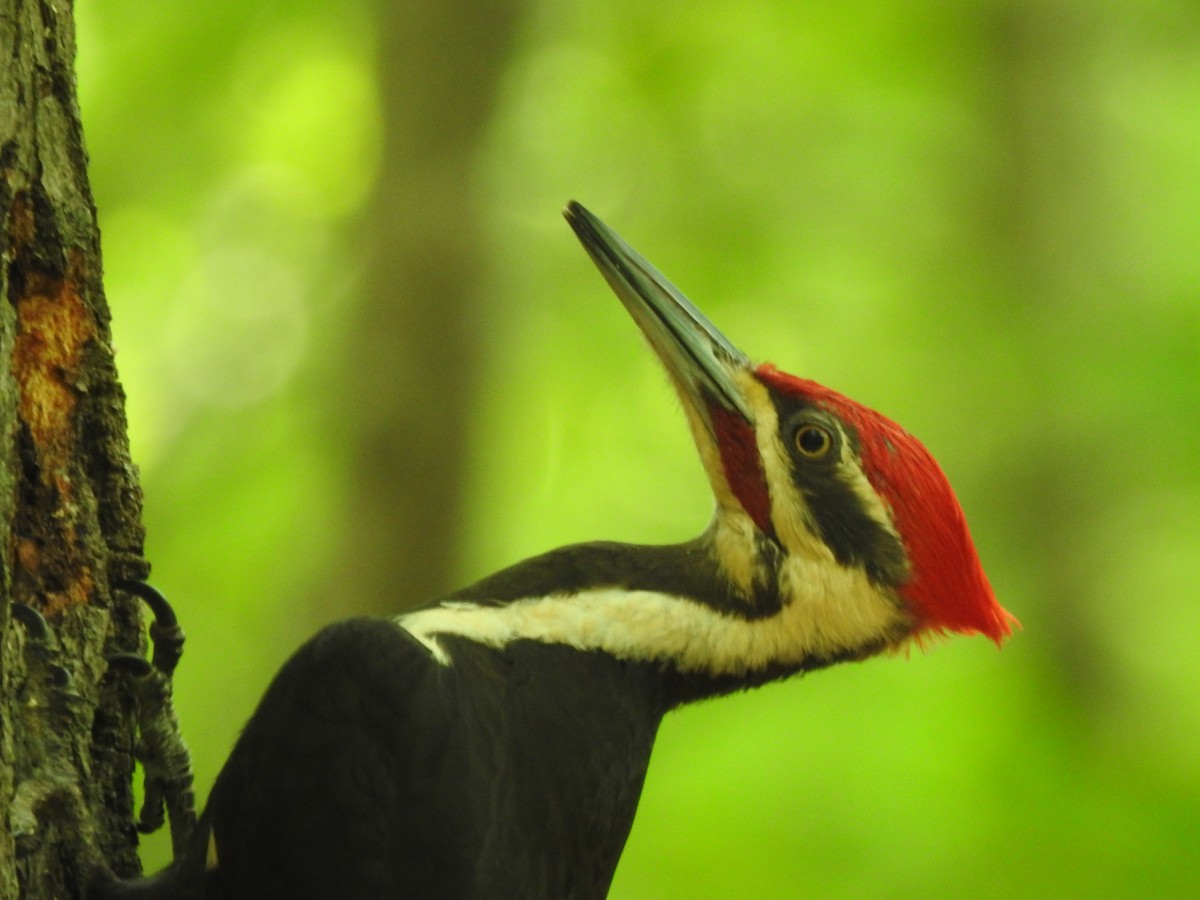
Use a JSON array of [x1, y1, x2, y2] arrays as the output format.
[[202, 617, 469, 899]]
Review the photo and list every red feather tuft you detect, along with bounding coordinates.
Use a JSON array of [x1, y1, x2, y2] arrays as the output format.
[[756, 365, 1016, 645]]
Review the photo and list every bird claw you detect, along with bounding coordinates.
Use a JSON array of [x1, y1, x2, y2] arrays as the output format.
[[105, 652, 155, 679], [11, 602, 75, 698], [108, 581, 197, 857], [8, 585, 196, 882], [114, 580, 185, 679], [11, 601, 50, 639]]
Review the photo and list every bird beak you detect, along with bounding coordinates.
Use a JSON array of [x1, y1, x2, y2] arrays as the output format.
[[563, 202, 755, 438], [565, 202, 775, 537]]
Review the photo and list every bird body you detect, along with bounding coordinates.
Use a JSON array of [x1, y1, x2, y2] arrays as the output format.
[[199, 617, 662, 899], [100, 203, 1014, 899]]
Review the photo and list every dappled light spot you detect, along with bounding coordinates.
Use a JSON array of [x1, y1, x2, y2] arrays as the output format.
[[168, 245, 309, 409]]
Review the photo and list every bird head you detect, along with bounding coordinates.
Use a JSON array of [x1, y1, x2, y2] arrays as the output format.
[[565, 202, 1015, 662]]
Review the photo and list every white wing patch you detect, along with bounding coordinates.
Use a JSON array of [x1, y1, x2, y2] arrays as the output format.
[[397, 560, 908, 676]]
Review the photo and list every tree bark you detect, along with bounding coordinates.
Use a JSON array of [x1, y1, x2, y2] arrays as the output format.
[[0, 0, 149, 896]]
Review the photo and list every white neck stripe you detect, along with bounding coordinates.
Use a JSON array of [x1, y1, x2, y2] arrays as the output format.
[[397, 562, 906, 676]]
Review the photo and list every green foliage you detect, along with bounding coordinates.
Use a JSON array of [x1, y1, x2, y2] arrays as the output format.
[[79, 0, 1199, 894]]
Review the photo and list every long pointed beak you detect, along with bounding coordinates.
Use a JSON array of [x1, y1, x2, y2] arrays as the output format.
[[564, 202, 755, 434]]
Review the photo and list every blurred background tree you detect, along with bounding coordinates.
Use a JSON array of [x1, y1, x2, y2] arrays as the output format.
[[77, 0, 1198, 895]]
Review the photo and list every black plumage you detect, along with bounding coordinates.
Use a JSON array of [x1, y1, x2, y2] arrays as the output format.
[[200, 615, 667, 899]]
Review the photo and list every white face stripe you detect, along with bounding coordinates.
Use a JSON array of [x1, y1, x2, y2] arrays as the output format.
[[397, 562, 908, 676], [741, 377, 837, 566], [742, 371, 903, 570]]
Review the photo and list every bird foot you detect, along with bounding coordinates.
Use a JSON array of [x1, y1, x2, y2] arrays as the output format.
[[107, 581, 197, 859]]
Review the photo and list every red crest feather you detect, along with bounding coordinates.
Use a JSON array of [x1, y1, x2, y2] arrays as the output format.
[[757, 365, 1016, 645]]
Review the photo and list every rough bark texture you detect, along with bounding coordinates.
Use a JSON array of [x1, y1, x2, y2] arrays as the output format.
[[0, 0, 149, 896]]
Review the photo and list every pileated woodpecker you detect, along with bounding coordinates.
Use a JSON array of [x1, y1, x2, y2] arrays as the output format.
[[99, 203, 1014, 899]]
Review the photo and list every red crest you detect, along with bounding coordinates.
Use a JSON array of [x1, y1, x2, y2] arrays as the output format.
[[757, 365, 1016, 644]]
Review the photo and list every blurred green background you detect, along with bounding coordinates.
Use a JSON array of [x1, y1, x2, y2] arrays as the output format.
[[76, 0, 1198, 896]]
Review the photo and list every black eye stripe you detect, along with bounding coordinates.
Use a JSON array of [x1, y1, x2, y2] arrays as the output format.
[[769, 394, 908, 589]]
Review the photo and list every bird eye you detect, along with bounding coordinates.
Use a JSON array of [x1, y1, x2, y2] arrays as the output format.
[[794, 423, 833, 459]]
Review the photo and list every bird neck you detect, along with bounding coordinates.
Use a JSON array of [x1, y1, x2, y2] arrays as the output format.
[[447, 537, 778, 616], [397, 538, 891, 709]]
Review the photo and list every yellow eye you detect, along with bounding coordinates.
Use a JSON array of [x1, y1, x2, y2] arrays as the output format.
[[794, 423, 833, 459]]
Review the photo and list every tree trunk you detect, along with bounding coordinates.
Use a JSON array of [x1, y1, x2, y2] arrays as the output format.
[[331, 0, 522, 618], [0, 0, 149, 896]]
